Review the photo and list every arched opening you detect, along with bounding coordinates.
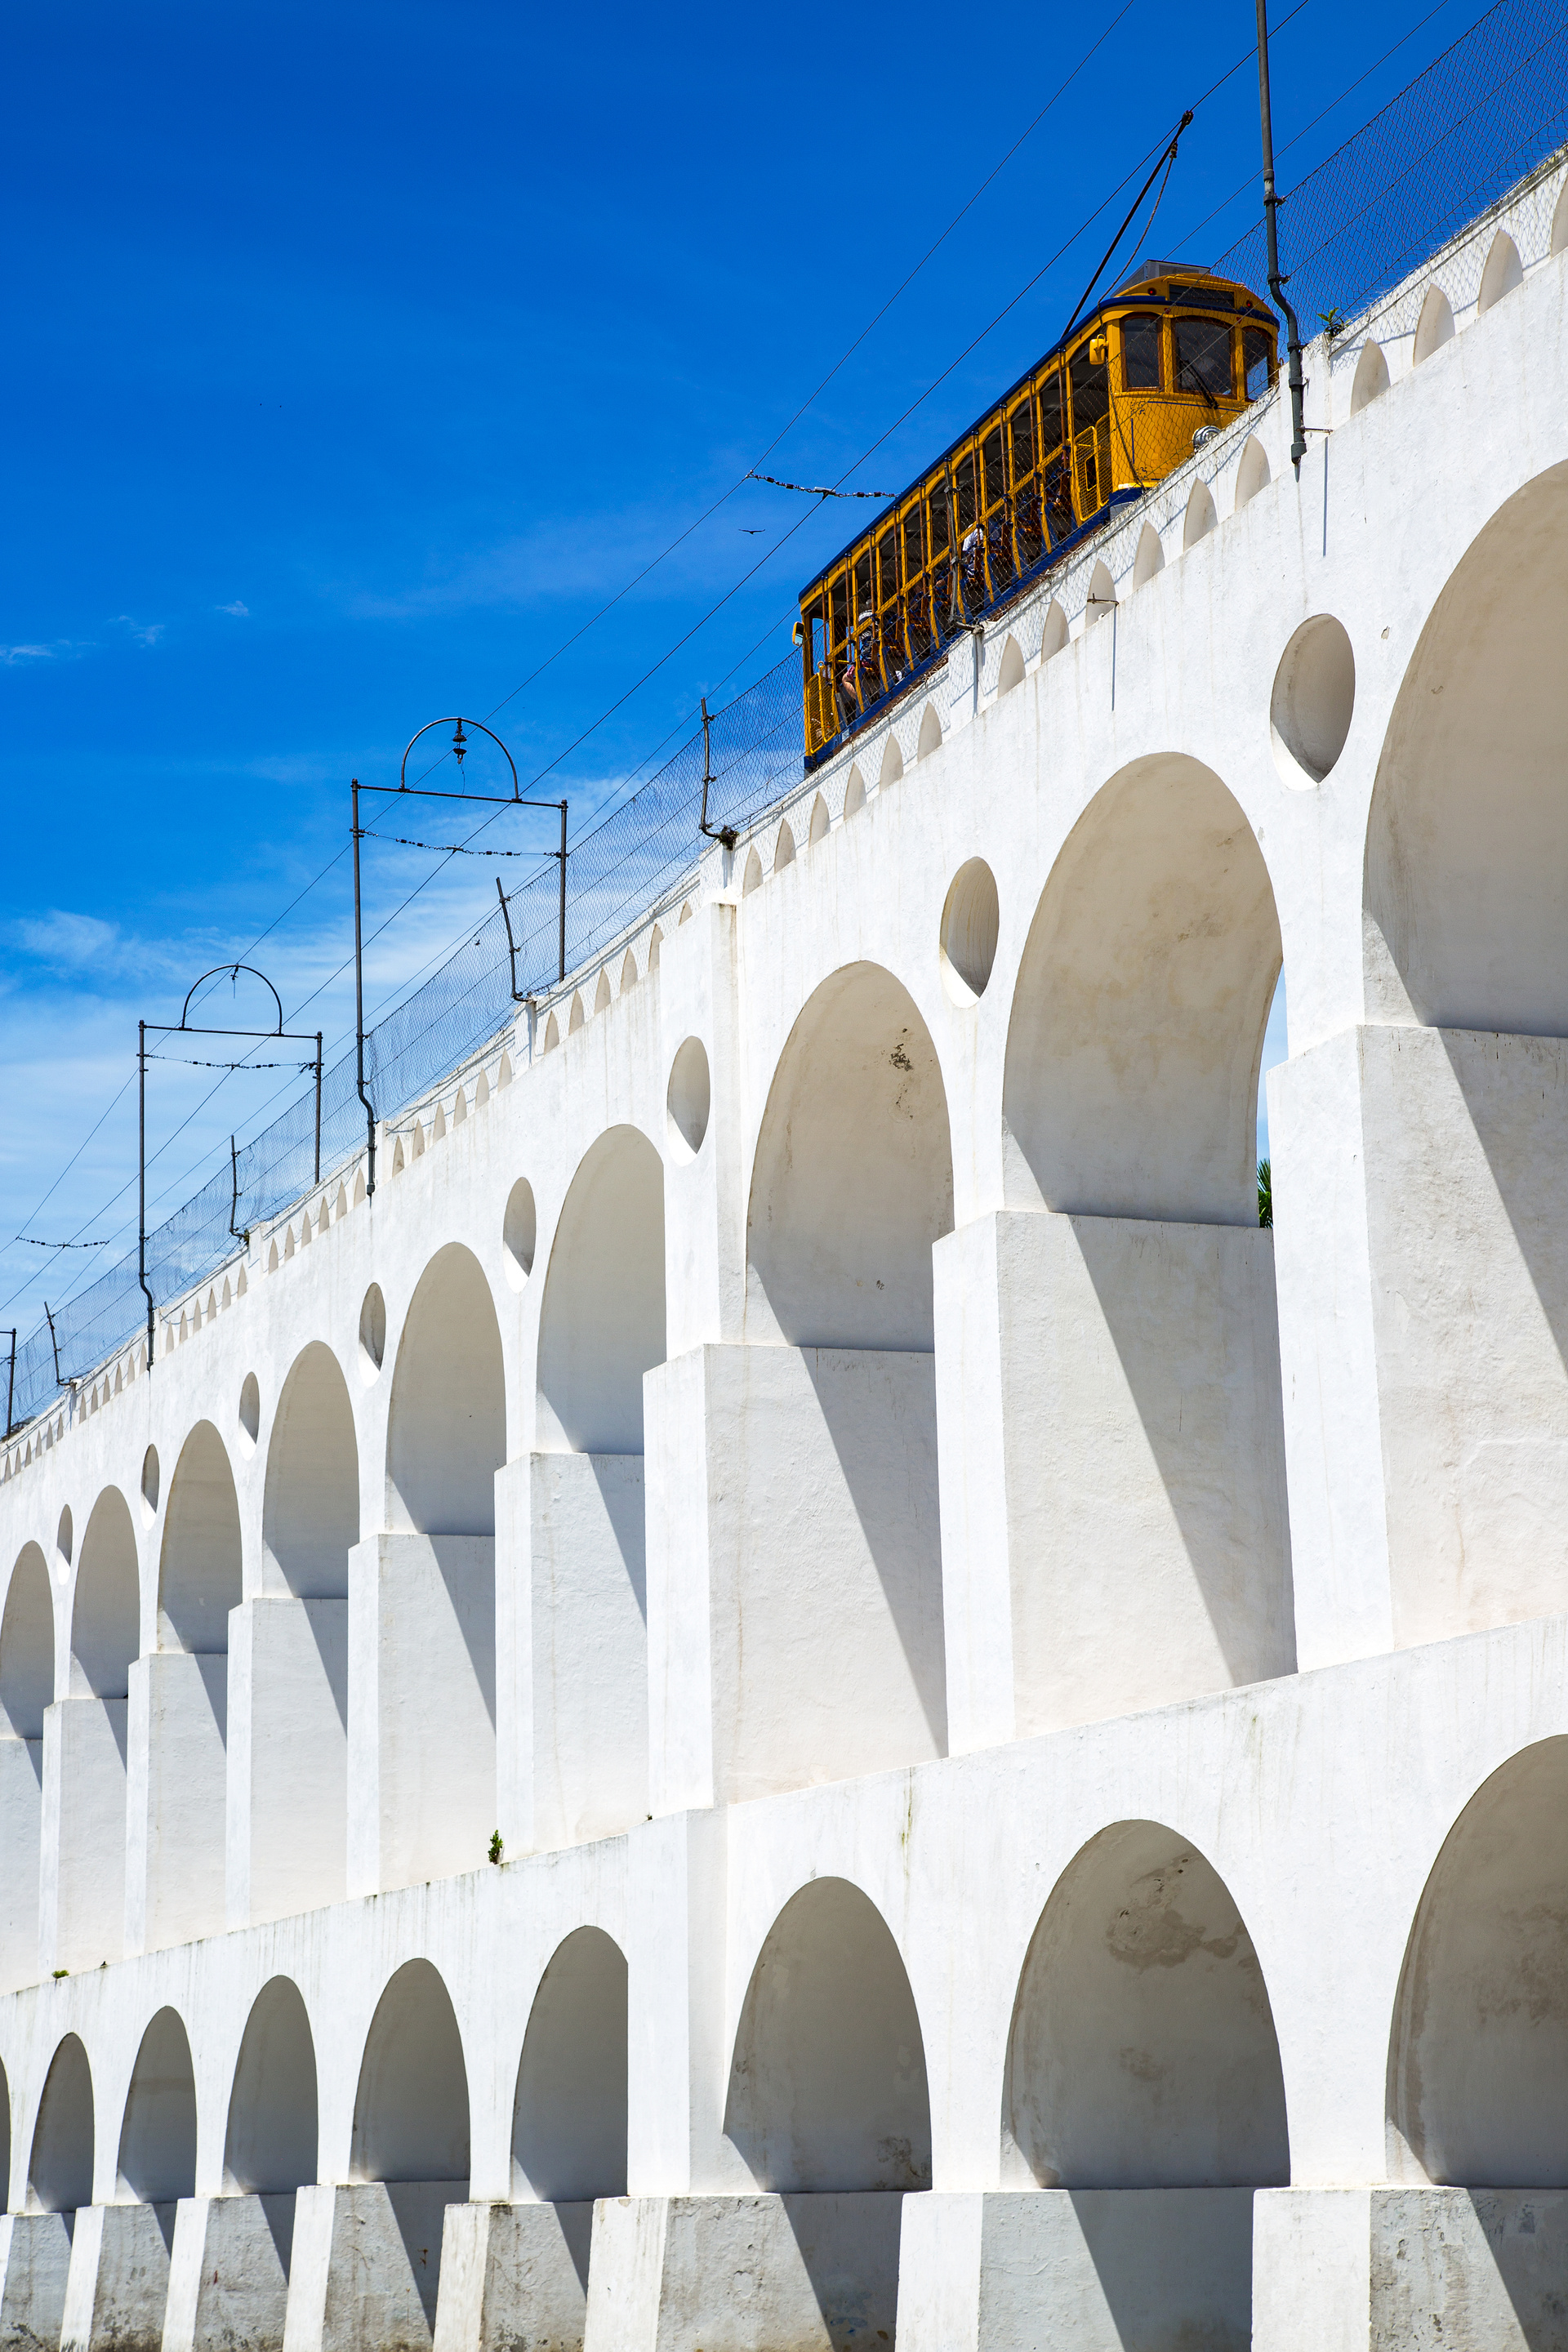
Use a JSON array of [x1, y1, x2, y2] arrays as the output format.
[[1389, 1740, 1568, 2186], [1085, 559, 1115, 625], [537, 1129, 665, 1457], [374, 1245, 503, 1891], [1350, 340, 1390, 413], [742, 848, 763, 894], [724, 968, 950, 1794], [225, 1976, 318, 2192], [994, 760, 1292, 1733], [878, 736, 902, 788], [1360, 466, 1568, 1639], [1183, 479, 1217, 548], [349, 1961, 470, 2327], [748, 964, 952, 1350], [1040, 601, 1068, 658], [844, 765, 867, 815], [30, 2034, 93, 2212], [512, 1928, 628, 2201], [1555, 176, 1568, 255], [1132, 523, 1164, 588], [144, 1423, 240, 1948], [386, 1245, 504, 1536], [916, 702, 942, 757], [1477, 228, 1523, 311], [939, 860, 1000, 1006], [808, 793, 830, 844], [774, 820, 795, 872], [1235, 434, 1271, 507], [527, 1129, 662, 1846], [0, 1545, 52, 1985], [118, 2007, 197, 2204], [56, 1487, 139, 1970], [996, 632, 1027, 690], [1413, 283, 1454, 362], [998, 1824, 1286, 2345], [1004, 756, 1280, 1223], [724, 1878, 930, 2189], [252, 1344, 358, 1920]]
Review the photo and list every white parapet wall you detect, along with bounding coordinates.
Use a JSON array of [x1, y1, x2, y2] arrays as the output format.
[[0, 155, 1567, 2352]]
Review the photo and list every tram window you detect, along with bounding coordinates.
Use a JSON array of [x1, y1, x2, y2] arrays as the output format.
[[853, 549, 874, 621], [1169, 283, 1236, 313], [1039, 372, 1065, 457], [903, 503, 925, 577], [929, 485, 951, 559], [1244, 327, 1276, 399], [829, 575, 849, 651], [1175, 316, 1234, 399], [1009, 399, 1036, 482], [955, 451, 978, 535], [1069, 343, 1110, 431], [876, 528, 898, 604], [1122, 314, 1161, 390], [982, 427, 1005, 510]]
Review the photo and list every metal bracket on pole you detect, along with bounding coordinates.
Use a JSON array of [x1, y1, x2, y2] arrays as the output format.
[[140, 965, 320, 1357], [698, 699, 737, 852], [357, 723, 566, 1160]]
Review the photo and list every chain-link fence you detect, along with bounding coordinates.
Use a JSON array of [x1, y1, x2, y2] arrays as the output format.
[[1218, 0, 1568, 328], [11, 0, 1568, 1437], [5, 655, 804, 1434]]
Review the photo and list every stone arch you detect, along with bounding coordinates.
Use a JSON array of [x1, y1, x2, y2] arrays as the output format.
[[1413, 283, 1454, 363], [1477, 227, 1523, 312], [71, 1488, 138, 1698], [844, 765, 867, 814], [620, 948, 638, 993], [1132, 523, 1164, 587], [537, 1127, 666, 1455], [1002, 1820, 1290, 2188], [1554, 176, 1568, 255], [1086, 559, 1116, 624], [568, 991, 585, 1034], [724, 1877, 931, 2189], [512, 1927, 628, 2200], [1388, 1740, 1568, 2185], [385, 1243, 505, 1535], [2, 1545, 53, 1736], [159, 1420, 240, 1650], [1004, 755, 1281, 1222], [916, 702, 942, 757], [117, 2007, 197, 2203], [1040, 600, 1068, 658], [878, 736, 902, 787], [747, 963, 953, 1349], [264, 1343, 358, 1597], [1364, 461, 1568, 1031], [774, 820, 795, 872], [808, 794, 829, 844], [29, 2034, 93, 2212], [351, 1960, 470, 2184], [742, 848, 764, 895], [0, 1544, 53, 1984], [594, 969, 612, 1014], [543, 1012, 559, 1054], [1184, 478, 1218, 548], [1235, 434, 1271, 506], [997, 632, 1027, 689], [225, 1976, 318, 2192], [1351, 340, 1391, 414]]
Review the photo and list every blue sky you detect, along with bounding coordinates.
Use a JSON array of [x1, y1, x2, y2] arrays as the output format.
[[0, 0, 1494, 1350]]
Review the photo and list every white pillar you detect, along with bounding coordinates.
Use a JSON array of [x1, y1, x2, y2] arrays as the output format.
[[59, 2203, 173, 2352], [433, 2201, 590, 2352], [347, 1536, 495, 1896], [0, 1732, 42, 1988], [0, 2211, 74, 2351], [227, 1599, 347, 1927], [163, 2194, 292, 2352], [41, 1696, 126, 1974], [583, 2194, 904, 2352], [125, 1654, 226, 1953], [933, 1210, 1294, 1753], [283, 2184, 465, 2352]]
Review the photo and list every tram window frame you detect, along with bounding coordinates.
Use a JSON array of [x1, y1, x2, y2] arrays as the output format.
[[876, 525, 899, 608], [1244, 326, 1276, 399], [929, 476, 951, 562], [982, 425, 1006, 514], [1008, 394, 1036, 486], [1174, 314, 1235, 401], [1121, 313, 1163, 392], [955, 448, 978, 538], [1068, 339, 1111, 435]]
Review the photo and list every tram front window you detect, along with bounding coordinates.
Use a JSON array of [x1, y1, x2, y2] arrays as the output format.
[[1244, 326, 1276, 399], [1175, 316, 1234, 400], [1122, 314, 1162, 390], [1069, 343, 1110, 430]]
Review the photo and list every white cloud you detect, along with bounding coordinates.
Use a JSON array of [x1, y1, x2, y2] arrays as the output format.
[[217, 599, 250, 617], [111, 615, 165, 648]]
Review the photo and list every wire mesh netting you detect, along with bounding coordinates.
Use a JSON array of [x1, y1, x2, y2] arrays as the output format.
[[1217, 0, 1568, 327], [10, 0, 1568, 1439], [5, 655, 804, 1435]]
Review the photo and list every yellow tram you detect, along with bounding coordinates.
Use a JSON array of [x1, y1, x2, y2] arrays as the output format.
[[796, 261, 1278, 763]]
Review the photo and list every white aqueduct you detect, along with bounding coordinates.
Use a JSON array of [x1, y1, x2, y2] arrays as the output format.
[[3, 158, 1568, 2352]]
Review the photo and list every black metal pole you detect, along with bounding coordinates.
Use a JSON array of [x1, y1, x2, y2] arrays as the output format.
[[353, 778, 376, 1198], [1257, 0, 1307, 473], [139, 1020, 155, 1367], [314, 1034, 323, 1187], [558, 800, 568, 984], [229, 1134, 243, 1245], [44, 1302, 61, 1392]]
